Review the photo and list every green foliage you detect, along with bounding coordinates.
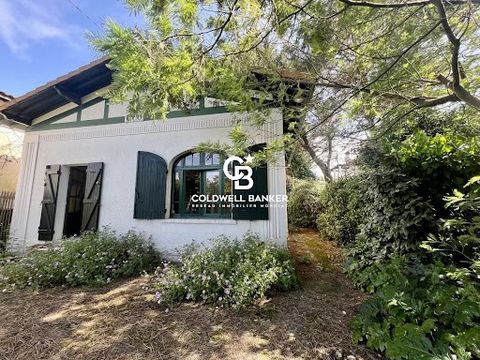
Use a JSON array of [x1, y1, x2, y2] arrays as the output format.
[[152, 233, 298, 307], [423, 176, 480, 271], [93, 0, 480, 125], [286, 144, 316, 180], [0, 230, 161, 290], [322, 120, 480, 359], [349, 172, 480, 359], [287, 179, 324, 228], [389, 131, 480, 211], [347, 130, 480, 273], [352, 256, 480, 360], [316, 176, 364, 245], [346, 169, 436, 274]]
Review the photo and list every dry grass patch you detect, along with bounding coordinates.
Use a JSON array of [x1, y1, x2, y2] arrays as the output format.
[[0, 230, 380, 360]]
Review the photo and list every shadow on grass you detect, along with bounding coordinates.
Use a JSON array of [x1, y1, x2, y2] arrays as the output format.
[[0, 230, 380, 360]]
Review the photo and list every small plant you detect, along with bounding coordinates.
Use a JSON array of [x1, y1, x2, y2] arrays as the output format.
[[0, 229, 161, 290], [288, 179, 324, 228], [316, 176, 364, 245], [297, 254, 313, 265], [152, 233, 298, 307]]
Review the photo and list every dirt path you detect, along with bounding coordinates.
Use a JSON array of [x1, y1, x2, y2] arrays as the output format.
[[0, 230, 380, 360]]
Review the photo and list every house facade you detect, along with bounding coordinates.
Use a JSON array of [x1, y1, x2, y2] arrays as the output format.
[[0, 59, 296, 255]]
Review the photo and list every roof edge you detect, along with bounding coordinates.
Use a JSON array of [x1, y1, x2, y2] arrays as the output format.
[[0, 56, 109, 112]]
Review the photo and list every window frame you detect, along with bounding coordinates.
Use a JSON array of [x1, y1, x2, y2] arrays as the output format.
[[171, 152, 232, 218]]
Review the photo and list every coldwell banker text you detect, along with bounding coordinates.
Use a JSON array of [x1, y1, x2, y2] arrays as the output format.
[[191, 194, 288, 203]]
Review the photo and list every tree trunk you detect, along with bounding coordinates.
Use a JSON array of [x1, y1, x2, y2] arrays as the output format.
[[300, 136, 333, 182]]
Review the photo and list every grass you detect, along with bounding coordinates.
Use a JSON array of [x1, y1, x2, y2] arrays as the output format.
[[0, 230, 380, 360]]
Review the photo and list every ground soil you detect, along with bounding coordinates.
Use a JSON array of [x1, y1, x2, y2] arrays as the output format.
[[0, 229, 381, 360]]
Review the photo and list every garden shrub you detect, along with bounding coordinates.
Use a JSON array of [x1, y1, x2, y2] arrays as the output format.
[[286, 144, 317, 180], [152, 233, 298, 307], [352, 256, 480, 360], [288, 179, 324, 228], [0, 229, 161, 290], [316, 176, 364, 244], [348, 171, 480, 358], [347, 131, 480, 273], [345, 169, 437, 275], [334, 125, 480, 359]]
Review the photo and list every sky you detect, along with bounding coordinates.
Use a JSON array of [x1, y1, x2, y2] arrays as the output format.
[[0, 0, 143, 97]]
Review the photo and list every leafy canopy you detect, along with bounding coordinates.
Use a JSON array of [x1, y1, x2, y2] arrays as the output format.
[[92, 0, 480, 128]]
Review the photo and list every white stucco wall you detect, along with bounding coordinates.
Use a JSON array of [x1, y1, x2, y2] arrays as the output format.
[[9, 107, 288, 256]]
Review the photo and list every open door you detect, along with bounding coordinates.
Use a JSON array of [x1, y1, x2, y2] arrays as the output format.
[[63, 166, 87, 237]]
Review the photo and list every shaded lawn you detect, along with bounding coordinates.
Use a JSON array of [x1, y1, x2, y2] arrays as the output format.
[[0, 230, 380, 360]]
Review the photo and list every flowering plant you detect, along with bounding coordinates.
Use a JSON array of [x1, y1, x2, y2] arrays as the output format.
[[0, 229, 161, 290], [152, 233, 298, 307]]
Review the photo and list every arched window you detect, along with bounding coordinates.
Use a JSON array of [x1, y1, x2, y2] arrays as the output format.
[[172, 152, 232, 218]]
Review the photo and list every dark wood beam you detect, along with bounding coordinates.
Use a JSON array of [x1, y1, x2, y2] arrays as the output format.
[[53, 85, 82, 105]]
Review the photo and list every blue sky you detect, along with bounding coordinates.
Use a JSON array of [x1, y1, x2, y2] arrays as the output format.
[[0, 0, 142, 97]]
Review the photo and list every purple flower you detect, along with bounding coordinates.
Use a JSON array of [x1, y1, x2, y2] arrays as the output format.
[[155, 291, 162, 300]]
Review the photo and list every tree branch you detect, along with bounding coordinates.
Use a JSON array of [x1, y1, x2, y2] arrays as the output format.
[[298, 19, 443, 140], [338, 0, 480, 8], [313, 78, 460, 107], [433, 0, 461, 84], [433, 0, 480, 111], [298, 132, 333, 181], [202, 0, 239, 55], [226, 0, 315, 56]]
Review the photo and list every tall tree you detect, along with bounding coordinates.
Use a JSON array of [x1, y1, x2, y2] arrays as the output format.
[[92, 0, 480, 166]]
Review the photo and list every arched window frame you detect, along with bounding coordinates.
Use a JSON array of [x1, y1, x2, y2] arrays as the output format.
[[171, 152, 232, 218]]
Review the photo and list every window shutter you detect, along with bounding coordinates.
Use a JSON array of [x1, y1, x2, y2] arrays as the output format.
[[233, 144, 269, 220], [81, 162, 104, 232], [134, 151, 167, 219], [38, 165, 61, 240]]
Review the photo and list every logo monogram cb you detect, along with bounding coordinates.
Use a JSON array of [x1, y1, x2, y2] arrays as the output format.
[[223, 156, 254, 190]]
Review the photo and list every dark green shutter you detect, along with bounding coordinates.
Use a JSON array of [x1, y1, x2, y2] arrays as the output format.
[[233, 144, 269, 220], [38, 165, 61, 241], [81, 162, 104, 232], [134, 151, 167, 219]]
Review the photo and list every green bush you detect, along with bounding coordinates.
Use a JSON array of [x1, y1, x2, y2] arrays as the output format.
[[152, 233, 298, 307], [316, 176, 364, 244], [343, 127, 480, 359], [352, 257, 480, 360], [286, 144, 317, 180], [347, 131, 480, 273], [345, 169, 436, 274], [288, 179, 324, 228], [350, 177, 480, 359], [0, 230, 161, 290]]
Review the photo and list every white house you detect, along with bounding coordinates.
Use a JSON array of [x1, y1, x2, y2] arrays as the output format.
[[0, 58, 310, 255]]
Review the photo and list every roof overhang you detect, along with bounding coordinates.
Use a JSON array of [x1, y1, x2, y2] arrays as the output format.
[[0, 91, 14, 104], [0, 57, 112, 125], [0, 57, 314, 126], [251, 68, 315, 105]]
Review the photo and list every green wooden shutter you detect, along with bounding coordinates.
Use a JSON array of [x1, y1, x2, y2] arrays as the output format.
[[81, 162, 104, 232], [134, 151, 167, 219], [233, 144, 269, 220], [38, 165, 61, 241]]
